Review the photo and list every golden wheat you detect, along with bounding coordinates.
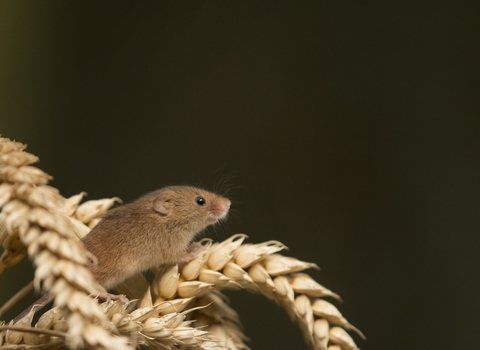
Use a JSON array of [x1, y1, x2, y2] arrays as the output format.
[[0, 137, 129, 350], [0, 136, 363, 350]]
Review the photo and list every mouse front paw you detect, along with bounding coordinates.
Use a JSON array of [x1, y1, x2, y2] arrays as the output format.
[[182, 242, 205, 263]]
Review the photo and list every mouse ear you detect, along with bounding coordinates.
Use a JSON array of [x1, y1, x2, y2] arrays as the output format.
[[153, 192, 173, 216]]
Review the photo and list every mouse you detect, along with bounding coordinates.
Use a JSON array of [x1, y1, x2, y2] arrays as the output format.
[[83, 185, 231, 288], [12, 185, 231, 322]]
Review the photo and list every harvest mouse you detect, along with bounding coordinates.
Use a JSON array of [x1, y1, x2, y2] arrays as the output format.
[[13, 186, 231, 322]]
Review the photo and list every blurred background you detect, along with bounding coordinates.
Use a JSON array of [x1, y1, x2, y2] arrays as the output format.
[[1, 1, 479, 349]]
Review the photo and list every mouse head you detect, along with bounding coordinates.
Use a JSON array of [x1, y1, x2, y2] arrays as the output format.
[[152, 186, 230, 231]]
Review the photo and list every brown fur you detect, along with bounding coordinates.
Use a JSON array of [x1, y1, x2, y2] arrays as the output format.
[[82, 186, 230, 289]]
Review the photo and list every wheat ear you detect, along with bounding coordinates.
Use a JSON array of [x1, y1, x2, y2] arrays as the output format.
[[0, 137, 130, 350]]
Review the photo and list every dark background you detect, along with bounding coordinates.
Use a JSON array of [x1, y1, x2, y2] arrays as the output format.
[[1, 1, 479, 349]]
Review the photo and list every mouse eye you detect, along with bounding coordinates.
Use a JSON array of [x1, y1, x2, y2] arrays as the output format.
[[195, 196, 206, 206]]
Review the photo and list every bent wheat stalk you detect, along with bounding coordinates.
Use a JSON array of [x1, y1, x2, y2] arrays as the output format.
[[0, 136, 364, 350]]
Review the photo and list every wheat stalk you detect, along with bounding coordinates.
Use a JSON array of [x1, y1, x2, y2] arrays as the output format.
[[0, 136, 364, 350]]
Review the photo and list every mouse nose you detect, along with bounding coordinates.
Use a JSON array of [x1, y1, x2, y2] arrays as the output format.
[[219, 198, 231, 217]]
